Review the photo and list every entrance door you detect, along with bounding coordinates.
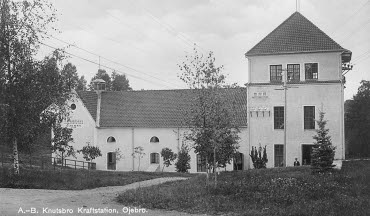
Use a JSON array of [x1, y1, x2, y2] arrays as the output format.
[[233, 152, 244, 171], [302, 145, 313, 165], [274, 145, 284, 167], [107, 152, 116, 170]]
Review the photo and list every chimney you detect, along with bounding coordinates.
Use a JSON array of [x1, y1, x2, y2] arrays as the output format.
[[92, 79, 105, 127]]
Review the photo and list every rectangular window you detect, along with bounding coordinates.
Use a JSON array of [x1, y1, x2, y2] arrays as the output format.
[[197, 154, 206, 172], [274, 145, 284, 167], [287, 64, 300, 81], [305, 63, 318, 80], [274, 106, 284, 129], [150, 153, 159, 164], [270, 65, 282, 82], [304, 106, 315, 129]]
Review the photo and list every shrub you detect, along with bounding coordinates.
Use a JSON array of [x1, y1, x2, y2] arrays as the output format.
[[160, 147, 177, 172], [250, 145, 268, 169], [77, 145, 102, 162], [175, 145, 191, 173]]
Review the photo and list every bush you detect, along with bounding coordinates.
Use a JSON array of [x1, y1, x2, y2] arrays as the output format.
[[250, 145, 268, 169], [175, 146, 191, 173]]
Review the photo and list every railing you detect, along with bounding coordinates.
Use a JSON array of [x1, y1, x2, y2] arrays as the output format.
[[0, 151, 96, 171]]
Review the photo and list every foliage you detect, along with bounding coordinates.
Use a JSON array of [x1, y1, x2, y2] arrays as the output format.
[[178, 47, 240, 180], [345, 80, 370, 157], [77, 145, 102, 162], [114, 148, 124, 161], [51, 123, 75, 164], [132, 146, 145, 171], [76, 75, 87, 91], [117, 160, 370, 216], [249, 145, 268, 169], [61, 62, 78, 90], [175, 144, 191, 173], [111, 71, 132, 91], [0, 0, 71, 175], [311, 111, 336, 173], [160, 147, 177, 172]]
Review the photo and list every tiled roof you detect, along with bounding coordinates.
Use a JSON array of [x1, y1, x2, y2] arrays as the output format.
[[77, 89, 248, 128], [245, 12, 346, 56], [77, 91, 98, 121]]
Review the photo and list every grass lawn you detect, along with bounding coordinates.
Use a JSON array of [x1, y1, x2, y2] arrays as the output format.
[[117, 160, 370, 216], [0, 167, 195, 190]]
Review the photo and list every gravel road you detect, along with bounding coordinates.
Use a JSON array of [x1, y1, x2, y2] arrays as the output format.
[[0, 177, 205, 216]]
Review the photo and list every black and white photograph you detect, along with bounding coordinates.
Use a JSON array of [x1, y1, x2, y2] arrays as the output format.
[[0, 0, 369, 215]]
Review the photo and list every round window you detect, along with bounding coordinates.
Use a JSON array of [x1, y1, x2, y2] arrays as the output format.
[[71, 103, 76, 110]]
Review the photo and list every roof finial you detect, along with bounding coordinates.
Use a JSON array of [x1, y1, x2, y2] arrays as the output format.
[[296, 0, 300, 12]]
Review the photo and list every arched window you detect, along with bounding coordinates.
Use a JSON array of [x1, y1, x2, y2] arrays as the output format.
[[150, 136, 159, 143], [150, 153, 159, 164], [107, 136, 116, 143]]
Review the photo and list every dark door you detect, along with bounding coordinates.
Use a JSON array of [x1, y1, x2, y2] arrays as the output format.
[[302, 145, 313, 165], [274, 145, 284, 167], [233, 152, 244, 171], [107, 152, 116, 170]]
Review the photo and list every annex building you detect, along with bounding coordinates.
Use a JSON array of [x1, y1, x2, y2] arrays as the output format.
[[61, 12, 351, 172]]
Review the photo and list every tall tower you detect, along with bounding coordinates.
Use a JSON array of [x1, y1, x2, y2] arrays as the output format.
[[245, 12, 351, 168]]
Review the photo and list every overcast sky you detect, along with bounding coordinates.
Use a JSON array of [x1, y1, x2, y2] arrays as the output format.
[[39, 0, 370, 100]]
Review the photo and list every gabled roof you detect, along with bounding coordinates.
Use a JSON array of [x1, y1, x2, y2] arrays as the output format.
[[245, 12, 346, 56], [77, 89, 248, 128]]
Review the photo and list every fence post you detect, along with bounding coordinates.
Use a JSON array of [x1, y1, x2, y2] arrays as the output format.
[[29, 155, 32, 169], [53, 157, 56, 171], [75, 160, 76, 170], [83, 161, 85, 170]]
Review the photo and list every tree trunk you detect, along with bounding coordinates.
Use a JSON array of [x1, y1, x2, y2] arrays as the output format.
[[13, 137, 19, 175], [206, 156, 209, 186], [214, 146, 217, 187], [138, 158, 140, 171]]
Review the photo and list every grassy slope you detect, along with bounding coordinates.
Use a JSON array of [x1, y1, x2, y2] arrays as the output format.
[[0, 167, 195, 190], [117, 160, 370, 216]]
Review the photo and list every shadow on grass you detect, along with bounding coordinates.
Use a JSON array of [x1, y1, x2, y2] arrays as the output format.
[[117, 161, 370, 216], [0, 167, 195, 190]]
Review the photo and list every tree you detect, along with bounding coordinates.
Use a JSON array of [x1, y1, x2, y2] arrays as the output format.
[[111, 71, 132, 91], [345, 80, 370, 157], [179, 47, 241, 186], [160, 147, 177, 172], [76, 75, 87, 91], [249, 145, 268, 169], [77, 145, 102, 162], [132, 146, 145, 171], [88, 69, 112, 91], [175, 144, 191, 173], [311, 111, 336, 173], [0, 0, 72, 175], [51, 123, 75, 167], [61, 62, 78, 90]]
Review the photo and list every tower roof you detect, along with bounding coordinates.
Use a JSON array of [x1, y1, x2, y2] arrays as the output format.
[[245, 12, 347, 57]]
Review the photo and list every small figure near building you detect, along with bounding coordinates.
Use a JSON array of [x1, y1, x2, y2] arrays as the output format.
[[294, 157, 300, 166]]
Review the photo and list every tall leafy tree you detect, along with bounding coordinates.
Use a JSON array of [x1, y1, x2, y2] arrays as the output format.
[[76, 75, 87, 91], [111, 71, 132, 91], [179, 47, 240, 186], [0, 0, 72, 175], [61, 62, 78, 90], [345, 80, 370, 157]]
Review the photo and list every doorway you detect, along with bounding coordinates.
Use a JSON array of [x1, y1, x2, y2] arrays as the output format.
[[274, 144, 284, 167], [107, 152, 116, 170], [233, 152, 244, 171], [302, 145, 313, 165]]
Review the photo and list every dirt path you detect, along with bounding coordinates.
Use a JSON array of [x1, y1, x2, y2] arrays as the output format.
[[0, 177, 205, 216]]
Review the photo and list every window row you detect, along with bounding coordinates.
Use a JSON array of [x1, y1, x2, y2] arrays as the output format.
[[106, 136, 159, 143], [273, 106, 315, 130], [270, 63, 318, 82], [107, 152, 160, 170]]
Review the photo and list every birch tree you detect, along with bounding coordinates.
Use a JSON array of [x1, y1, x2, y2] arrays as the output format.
[[179, 47, 241, 186]]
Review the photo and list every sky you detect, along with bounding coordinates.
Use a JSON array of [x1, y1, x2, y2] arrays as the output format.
[[38, 0, 370, 100]]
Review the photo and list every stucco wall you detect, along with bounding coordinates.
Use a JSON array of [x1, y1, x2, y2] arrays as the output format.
[[248, 52, 342, 83], [248, 83, 344, 168]]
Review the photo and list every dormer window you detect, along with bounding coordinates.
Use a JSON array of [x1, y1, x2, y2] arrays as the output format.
[[107, 136, 116, 143], [150, 136, 159, 143], [305, 63, 318, 80], [270, 65, 282, 82]]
